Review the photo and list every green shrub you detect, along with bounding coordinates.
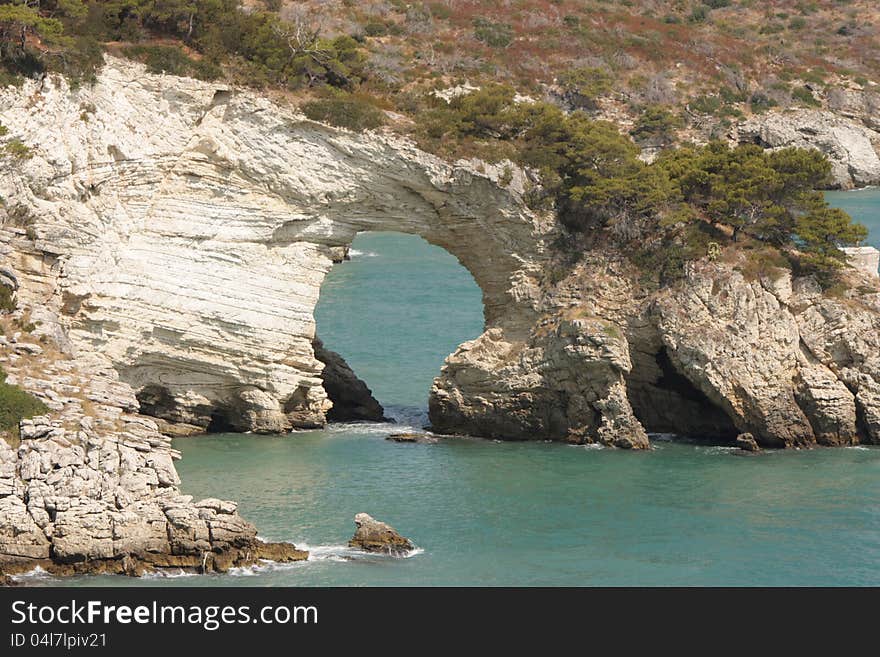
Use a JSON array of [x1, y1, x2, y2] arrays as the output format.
[[690, 94, 722, 114], [365, 21, 389, 37], [688, 6, 708, 23], [749, 91, 778, 111], [631, 105, 682, 144], [473, 17, 513, 48], [791, 85, 820, 106], [3, 140, 32, 159], [0, 285, 14, 312], [301, 94, 385, 131], [121, 45, 222, 81], [0, 368, 48, 442], [557, 67, 613, 109]]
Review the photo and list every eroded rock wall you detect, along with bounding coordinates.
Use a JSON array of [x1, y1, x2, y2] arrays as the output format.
[[0, 57, 550, 435], [432, 249, 880, 449]]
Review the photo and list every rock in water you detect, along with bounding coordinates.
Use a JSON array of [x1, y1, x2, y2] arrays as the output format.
[[736, 433, 761, 453], [254, 541, 309, 563], [348, 513, 415, 556], [387, 432, 437, 444], [314, 338, 388, 422]]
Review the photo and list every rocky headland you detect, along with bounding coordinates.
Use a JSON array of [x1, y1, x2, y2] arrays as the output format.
[[1, 58, 879, 574]]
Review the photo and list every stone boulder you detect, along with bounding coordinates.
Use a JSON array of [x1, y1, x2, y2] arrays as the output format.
[[736, 433, 761, 453], [348, 513, 415, 556], [314, 339, 388, 422], [0, 496, 50, 560], [254, 541, 309, 562]]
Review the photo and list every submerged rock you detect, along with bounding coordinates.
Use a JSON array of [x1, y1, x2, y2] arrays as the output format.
[[387, 432, 437, 444], [736, 433, 762, 453], [348, 513, 415, 556]]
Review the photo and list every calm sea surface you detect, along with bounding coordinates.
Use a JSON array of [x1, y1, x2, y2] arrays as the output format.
[[826, 187, 880, 273], [30, 190, 880, 586]]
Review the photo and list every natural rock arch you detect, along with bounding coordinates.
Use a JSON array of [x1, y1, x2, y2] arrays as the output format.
[[1, 59, 550, 435], [4, 59, 879, 453]]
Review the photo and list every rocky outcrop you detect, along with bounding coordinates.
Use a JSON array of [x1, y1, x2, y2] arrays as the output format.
[[736, 433, 761, 453], [739, 110, 880, 188], [0, 56, 549, 569], [3, 56, 880, 572], [0, 304, 306, 574], [0, 412, 308, 575], [387, 432, 436, 443], [313, 338, 386, 422], [842, 246, 880, 278], [431, 320, 650, 448], [651, 260, 880, 447], [433, 243, 880, 450], [348, 513, 414, 556]]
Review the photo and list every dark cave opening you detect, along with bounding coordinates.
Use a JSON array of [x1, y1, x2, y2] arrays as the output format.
[[206, 408, 236, 434], [627, 346, 739, 443]]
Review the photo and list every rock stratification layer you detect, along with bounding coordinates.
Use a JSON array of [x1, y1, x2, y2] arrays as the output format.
[[0, 58, 549, 436]]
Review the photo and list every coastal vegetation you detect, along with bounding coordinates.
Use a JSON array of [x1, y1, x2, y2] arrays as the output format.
[[0, 367, 48, 445], [419, 85, 867, 284], [0, 0, 873, 285]]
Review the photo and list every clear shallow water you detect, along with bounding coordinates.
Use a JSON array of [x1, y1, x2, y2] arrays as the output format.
[[826, 187, 880, 272], [30, 229, 880, 587]]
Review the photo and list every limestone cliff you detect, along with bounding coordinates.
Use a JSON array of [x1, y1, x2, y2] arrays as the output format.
[[738, 109, 880, 189], [0, 58, 550, 570], [0, 57, 549, 436], [2, 58, 880, 571]]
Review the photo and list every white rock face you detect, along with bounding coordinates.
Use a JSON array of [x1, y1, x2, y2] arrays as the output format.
[[739, 110, 880, 188], [842, 246, 880, 278], [0, 57, 549, 433]]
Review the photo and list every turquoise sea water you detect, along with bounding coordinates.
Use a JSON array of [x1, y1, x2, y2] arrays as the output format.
[[826, 187, 880, 272], [26, 191, 880, 587]]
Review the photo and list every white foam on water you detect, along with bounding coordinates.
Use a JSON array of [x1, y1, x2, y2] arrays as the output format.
[[844, 445, 871, 451], [10, 566, 53, 582], [698, 445, 740, 455], [326, 421, 422, 436], [300, 542, 424, 561], [302, 543, 363, 562], [222, 542, 423, 576], [348, 249, 378, 258], [326, 407, 430, 437], [139, 569, 199, 579]]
